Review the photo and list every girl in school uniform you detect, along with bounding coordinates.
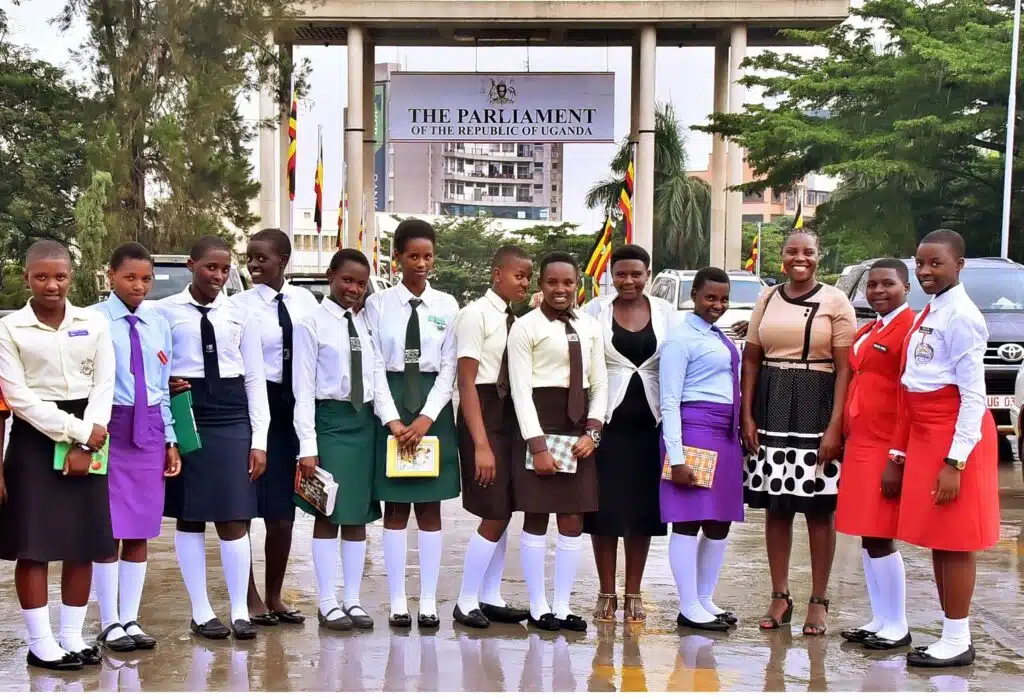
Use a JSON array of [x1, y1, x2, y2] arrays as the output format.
[[92, 242, 181, 653], [659, 267, 743, 633], [835, 259, 915, 650], [0, 240, 116, 670], [293, 248, 384, 632], [453, 245, 534, 629], [507, 251, 608, 633], [891, 229, 999, 668], [235, 228, 319, 626], [362, 218, 461, 629], [154, 235, 270, 641]]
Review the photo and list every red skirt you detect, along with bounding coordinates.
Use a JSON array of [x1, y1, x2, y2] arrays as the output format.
[[896, 386, 1000, 552], [835, 420, 899, 539]]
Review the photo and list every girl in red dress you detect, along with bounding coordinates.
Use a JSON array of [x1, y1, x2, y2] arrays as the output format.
[[891, 229, 999, 668], [835, 259, 915, 650]]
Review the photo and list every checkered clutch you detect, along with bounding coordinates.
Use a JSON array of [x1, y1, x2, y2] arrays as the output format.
[[661, 446, 717, 488], [525, 434, 578, 474]]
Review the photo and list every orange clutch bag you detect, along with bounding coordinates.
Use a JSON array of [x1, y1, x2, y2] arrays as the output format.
[[661, 446, 718, 488]]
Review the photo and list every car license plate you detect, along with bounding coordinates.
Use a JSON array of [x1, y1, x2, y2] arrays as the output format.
[[986, 395, 1015, 409]]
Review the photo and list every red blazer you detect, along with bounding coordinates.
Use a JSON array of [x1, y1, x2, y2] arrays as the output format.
[[843, 307, 916, 443]]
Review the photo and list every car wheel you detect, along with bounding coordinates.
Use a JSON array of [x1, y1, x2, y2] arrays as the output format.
[[998, 434, 1014, 464]]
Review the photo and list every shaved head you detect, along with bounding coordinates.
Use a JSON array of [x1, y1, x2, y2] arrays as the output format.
[[25, 239, 71, 267]]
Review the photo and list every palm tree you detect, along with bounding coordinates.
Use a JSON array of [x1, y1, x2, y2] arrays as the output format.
[[585, 103, 711, 271]]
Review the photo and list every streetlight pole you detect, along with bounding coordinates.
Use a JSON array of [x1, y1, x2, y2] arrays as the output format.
[[1000, 0, 1021, 259]]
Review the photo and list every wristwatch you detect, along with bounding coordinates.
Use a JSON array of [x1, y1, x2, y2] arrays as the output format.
[[585, 428, 602, 448], [943, 457, 966, 471], [167, 441, 179, 450], [889, 453, 906, 466]]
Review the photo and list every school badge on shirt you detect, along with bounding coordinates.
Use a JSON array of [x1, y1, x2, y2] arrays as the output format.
[[914, 329, 935, 366], [157, 350, 169, 365], [81, 358, 95, 377], [427, 315, 448, 332]]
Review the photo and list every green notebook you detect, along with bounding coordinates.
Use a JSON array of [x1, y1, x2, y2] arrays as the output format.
[[170, 391, 203, 455], [53, 439, 109, 475]]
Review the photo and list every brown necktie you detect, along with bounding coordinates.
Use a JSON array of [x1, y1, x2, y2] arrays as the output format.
[[495, 307, 515, 399], [558, 315, 586, 424]]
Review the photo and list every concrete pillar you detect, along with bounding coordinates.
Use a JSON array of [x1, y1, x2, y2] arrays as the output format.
[[257, 82, 276, 229], [362, 41, 375, 259], [278, 44, 293, 249], [629, 38, 640, 146], [725, 24, 747, 271], [709, 39, 729, 269], [345, 26, 365, 251], [634, 25, 657, 259]]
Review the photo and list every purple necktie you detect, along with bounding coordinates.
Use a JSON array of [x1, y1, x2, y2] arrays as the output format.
[[711, 326, 741, 433], [126, 315, 148, 448]]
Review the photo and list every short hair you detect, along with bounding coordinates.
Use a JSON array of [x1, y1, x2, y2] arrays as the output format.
[[920, 228, 966, 259], [109, 242, 153, 271], [782, 228, 820, 250], [25, 239, 71, 267], [539, 251, 579, 279], [610, 244, 651, 270], [328, 247, 370, 272], [870, 257, 910, 284], [692, 266, 731, 293], [190, 235, 231, 261], [250, 228, 291, 258], [492, 245, 531, 270], [393, 218, 436, 254]]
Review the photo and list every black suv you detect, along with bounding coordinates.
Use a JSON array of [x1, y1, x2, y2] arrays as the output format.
[[836, 257, 1024, 461]]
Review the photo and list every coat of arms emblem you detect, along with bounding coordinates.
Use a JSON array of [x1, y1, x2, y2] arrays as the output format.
[[487, 79, 516, 105]]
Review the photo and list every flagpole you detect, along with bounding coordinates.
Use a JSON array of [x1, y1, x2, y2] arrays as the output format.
[[1001, 0, 1021, 259], [755, 221, 762, 278], [317, 124, 323, 273]]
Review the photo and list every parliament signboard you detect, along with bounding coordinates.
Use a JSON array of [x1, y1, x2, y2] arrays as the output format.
[[387, 72, 614, 143]]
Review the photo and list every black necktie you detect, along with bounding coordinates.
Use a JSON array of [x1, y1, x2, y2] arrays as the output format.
[[404, 298, 423, 413], [195, 306, 219, 395], [495, 307, 515, 399], [345, 310, 364, 411], [276, 293, 293, 403], [557, 314, 585, 424]]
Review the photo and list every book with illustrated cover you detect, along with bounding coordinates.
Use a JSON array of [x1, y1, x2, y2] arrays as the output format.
[[53, 439, 109, 476], [386, 436, 440, 478], [294, 466, 339, 517], [661, 445, 718, 488], [524, 434, 578, 474]]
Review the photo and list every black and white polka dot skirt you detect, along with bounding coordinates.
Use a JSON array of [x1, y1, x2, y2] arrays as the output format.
[[743, 365, 840, 515]]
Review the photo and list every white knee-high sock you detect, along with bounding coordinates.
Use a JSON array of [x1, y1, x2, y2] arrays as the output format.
[[479, 531, 508, 607], [519, 531, 550, 618], [118, 560, 147, 632], [219, 535, 252, 623], [175, 530, 216, 624], [312, 537, 342, 620], [670, 533, 717, 623], [458, 532, 497, 612], [875, 551, 908, 640], [341, 539, 368, 615], [552, 534, 583, 620], [22, 606, 64, 661], [418, 530, 443, 617], [382, 528, 409, 617], [93, 561, 126, 641], [696, 534, 728, 616], [860, 549, 885, 633], [925, 616, 971, 660], [58, 604, 89, 653]]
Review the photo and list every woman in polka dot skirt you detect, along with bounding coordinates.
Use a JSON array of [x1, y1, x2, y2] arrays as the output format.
[[740, 230, 857, 636]]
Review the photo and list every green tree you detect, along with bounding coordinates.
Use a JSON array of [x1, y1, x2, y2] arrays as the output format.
[[69, 171, 112, 306], [700, 0, 1022, 258], [586, 103, 711, 272]]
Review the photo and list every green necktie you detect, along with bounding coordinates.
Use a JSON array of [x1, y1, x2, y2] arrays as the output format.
[[404, 298, 423, 413], [345, 310, 363, 411]]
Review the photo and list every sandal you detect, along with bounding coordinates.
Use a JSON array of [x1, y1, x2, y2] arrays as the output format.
[[623, 593, 647, 624], [593, 593, 618, 623], [759, 591, 794, 630], [802, 596, 829, 636]]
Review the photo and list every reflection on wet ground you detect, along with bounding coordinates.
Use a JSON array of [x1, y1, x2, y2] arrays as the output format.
[[1, 467, 1023, 691]]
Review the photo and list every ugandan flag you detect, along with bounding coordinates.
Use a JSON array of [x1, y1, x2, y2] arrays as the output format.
[[793, 199, 804, 230], [619, 159, 634, 244], [744, 232, 759, 272], [287, 89, 297, 201], [337, 190, 346, 249], [372, 237, 379, 274], [578, 218, 614, 304], [313, 132, 323, 234]]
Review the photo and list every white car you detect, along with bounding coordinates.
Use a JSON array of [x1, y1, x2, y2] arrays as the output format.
[[649, 269, 770, 346]]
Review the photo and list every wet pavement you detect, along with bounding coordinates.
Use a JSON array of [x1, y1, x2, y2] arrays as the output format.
[[1, 467, 1023, 691]]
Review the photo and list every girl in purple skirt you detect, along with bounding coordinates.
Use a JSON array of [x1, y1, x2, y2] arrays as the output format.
[[92, 243, 181, 652], [659, 267, 743, 632]]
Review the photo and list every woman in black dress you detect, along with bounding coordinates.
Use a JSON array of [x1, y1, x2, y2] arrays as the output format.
[[582, 245, 674, 623]]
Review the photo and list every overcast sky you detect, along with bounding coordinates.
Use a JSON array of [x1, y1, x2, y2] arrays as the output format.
[[6, 0, 822, 231]]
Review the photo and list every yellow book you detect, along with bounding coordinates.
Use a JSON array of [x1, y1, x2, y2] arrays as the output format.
[[386, 436, 440, 478]]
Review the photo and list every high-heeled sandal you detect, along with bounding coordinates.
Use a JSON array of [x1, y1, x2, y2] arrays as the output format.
[[593, 593, 618, 623], [759, 591, 794, 630], [623, 593, 647, 624], [802, 596, 830, 636]]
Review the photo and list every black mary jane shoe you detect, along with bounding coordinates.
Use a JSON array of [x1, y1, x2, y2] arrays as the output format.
[[250, 612, 280, 627], [273, 609, 306, 625], [862, 632, 912, 651], [318, 609, 354, 632], [72, 647, 101, 666], [527, 613, 561, 632], [388, 613, 412, 629], [906, 645, 976, 668], [454, 604, 491, 629], [480, 602, 529, 624], [677, 613, 731, 632], [190, 618, 231, 640], [27, 650, 83, 671], [840, 628, 877, 643], [716, 611, 738, 626], [232, 619, 258, 640], [122, 621, 156, 650], [97, 623, 137, 653], [558, 614, 588, 633], [342, 605, 375, 630], [418, 613, 441, 629]]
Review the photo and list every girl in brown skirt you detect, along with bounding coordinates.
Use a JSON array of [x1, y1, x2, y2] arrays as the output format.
[[507, 251, 608, 633]]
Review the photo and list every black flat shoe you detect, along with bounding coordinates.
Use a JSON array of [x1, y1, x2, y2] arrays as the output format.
[[389, 613, 412, 629], [906, 645, 975, 668], [558, 614, 588, 633], [190, 618, 230, 640], [677, 613, 730, 632], [480, 602, 529, 624], [716, 611, 738, 626], [273, 609, 306, 625], [454, 604, 491, 629], [250, 612, 280, 627], [527, 613, 561, 632], [97, 623, 137, 653], [232, 619, 258, 640], [318, 609, 354, 632], [72, 647, 101, 666], [840, 628, 877, 643], [418, 613, 440, 629], [862, 632, 912, 650], [122, 621, 156, 650], [27, 650, 83, 671], [343, 605, 375, 630]]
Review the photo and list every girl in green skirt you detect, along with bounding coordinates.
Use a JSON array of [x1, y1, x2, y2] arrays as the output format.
[[363, 219, 461, 629], [293, 249, 382, 631]]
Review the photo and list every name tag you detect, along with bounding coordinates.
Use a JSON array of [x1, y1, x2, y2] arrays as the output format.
[[872, 343, 887, 353], [919, 326, 934, 335], [68, 329, 89, 337], [157, 350, 169, 365]]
